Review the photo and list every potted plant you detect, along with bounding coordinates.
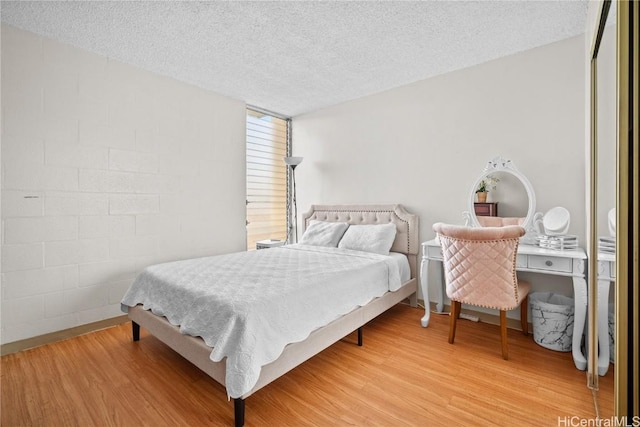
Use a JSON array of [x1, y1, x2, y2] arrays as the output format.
[[476, 175, 499, 203]]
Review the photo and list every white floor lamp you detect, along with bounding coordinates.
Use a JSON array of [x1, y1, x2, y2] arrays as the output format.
[[283, 156, 303, 243]]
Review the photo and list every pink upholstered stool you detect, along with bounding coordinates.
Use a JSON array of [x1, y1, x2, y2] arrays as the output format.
[[433, 222, 530, 360]]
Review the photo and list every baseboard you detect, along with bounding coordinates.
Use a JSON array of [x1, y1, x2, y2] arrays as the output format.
[[1, 315, 129, 356], [423, 300, 531, 333]]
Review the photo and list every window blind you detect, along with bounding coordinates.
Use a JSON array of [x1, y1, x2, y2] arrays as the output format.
[[246, 109, 289, 250]]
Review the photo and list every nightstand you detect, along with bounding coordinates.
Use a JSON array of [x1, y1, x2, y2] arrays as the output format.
[[473, 202, 498, 217], [256, 239, 286, 250]]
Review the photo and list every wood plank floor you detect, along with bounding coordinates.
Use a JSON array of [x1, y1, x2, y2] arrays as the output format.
[[1, 304, 614, 426]]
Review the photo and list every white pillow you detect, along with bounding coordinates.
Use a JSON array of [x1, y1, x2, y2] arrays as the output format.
[[338, 223, 397, 255], [299, 220, 349, 247]]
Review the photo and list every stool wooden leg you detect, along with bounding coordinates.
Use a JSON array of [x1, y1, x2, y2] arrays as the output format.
[[500, 310, 508, 360], [449, 301, 460, 344], [521, 295, 529, 336]]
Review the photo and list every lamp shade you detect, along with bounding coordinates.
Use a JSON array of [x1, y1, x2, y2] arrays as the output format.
[[283, 156, 303, 167]]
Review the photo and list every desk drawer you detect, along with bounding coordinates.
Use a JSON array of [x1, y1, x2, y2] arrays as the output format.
[[427, 245, 443, 259], [599, 260, 616, 279], [528, 255, 572, 273], [516, 254, 527, 268]]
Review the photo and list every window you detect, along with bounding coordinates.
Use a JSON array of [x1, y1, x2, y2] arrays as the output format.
[[246, 108, 290, 250]]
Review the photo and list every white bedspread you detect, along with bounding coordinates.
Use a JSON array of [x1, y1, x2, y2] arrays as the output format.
[[120, 244, 401, 398]]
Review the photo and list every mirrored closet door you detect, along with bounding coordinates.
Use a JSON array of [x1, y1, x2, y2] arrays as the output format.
[[589, 0, 639, 418]]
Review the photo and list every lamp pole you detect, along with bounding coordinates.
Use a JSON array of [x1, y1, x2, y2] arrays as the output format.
[[283, 157, 303, 243], [291, 164, 298, 242]]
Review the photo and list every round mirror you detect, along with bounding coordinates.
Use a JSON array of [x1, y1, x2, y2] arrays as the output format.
[[487, 171, 529, 217], [466, 157, 538, 242]]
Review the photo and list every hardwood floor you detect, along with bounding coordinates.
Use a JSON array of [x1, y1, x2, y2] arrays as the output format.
[[1, 304, 614, 426]]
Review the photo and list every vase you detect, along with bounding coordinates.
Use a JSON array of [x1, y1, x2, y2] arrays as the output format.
[[477, 192, 488, 203]]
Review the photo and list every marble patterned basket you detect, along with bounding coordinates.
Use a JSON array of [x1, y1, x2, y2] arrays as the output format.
[[609, 303, 615, 363], [530, 292, 575, 352]]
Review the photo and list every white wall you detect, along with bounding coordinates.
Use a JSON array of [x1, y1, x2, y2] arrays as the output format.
[[0, 25, 247, 344], [293, 35, 586, 303]]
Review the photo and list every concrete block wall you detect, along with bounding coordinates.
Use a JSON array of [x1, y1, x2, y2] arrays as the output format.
[[1, 25, 248, 344]]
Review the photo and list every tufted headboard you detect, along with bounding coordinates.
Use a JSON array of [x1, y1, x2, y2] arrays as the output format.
[[302, 204, 420, 279]]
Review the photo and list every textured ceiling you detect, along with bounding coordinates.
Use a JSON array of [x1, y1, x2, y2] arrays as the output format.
[[1, 1, 588, 117]]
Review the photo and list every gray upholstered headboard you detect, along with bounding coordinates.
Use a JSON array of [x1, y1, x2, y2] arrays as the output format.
[[302, 204, 420, 278]]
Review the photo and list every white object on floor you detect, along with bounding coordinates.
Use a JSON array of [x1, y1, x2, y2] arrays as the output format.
[[530, 292, 574, 352], [459, 313, 479, 322]]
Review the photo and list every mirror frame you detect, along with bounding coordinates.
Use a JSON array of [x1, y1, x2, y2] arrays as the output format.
[[466, 157, 538, 242], [589, 0, 639, 415], [588, 0, 612, 394]]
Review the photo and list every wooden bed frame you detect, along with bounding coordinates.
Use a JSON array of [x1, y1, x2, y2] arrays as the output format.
[[126, 204, 419, 426]]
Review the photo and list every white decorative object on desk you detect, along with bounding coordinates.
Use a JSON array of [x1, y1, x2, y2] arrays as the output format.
[[536, 234, 579, 250], [542, 206, 571, 235], [598, 236, 616, 254]]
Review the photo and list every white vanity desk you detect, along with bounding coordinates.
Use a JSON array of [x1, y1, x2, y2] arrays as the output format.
[[422, 156, 590, 371], [420, 239, 588, 369]]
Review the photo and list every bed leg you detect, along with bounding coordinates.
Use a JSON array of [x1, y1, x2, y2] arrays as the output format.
[[234, 398, 245, 427], [132, 321, 140, 342], [357, 327, 363, 346], [409, 293, 418, 307]]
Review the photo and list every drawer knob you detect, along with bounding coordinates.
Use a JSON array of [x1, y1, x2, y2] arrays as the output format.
[[545, 260, 553, 267]]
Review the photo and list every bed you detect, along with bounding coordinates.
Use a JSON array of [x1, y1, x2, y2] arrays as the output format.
[[121, 204, 419, 426]]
